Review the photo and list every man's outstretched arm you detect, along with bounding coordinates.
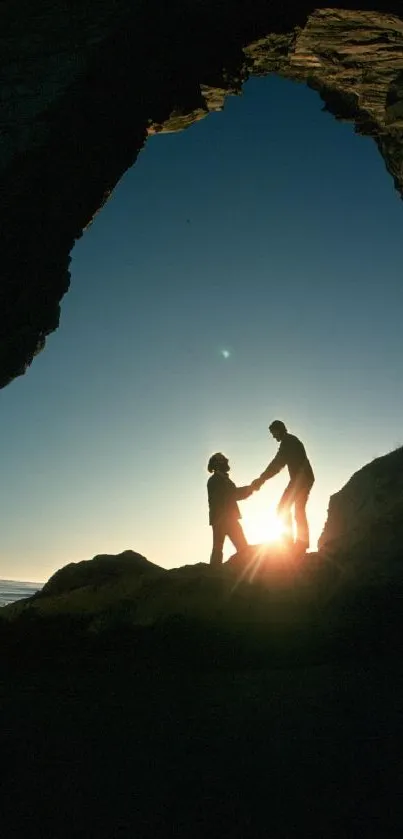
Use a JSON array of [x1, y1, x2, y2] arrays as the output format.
[[253, 450, 286, 489]]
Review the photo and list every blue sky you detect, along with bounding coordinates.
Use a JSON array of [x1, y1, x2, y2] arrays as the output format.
[[1, 76, 402, 582]]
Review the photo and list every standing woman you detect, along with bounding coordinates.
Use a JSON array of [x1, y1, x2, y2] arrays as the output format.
[[207, 452, 254, 567]]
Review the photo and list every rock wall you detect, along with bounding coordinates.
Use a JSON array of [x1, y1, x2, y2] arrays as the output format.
[[319, 446, 403, 574], [2, 1, 403, 387]]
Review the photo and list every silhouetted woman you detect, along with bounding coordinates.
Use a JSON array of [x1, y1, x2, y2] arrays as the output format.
[[207, 452, 254, 567]]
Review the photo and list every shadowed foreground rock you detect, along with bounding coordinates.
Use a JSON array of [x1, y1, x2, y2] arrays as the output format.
[[1, 447, 403, 837], [2, 1, 403, 386], [1, 546, 402, 839], [40, 549, 165, 597]]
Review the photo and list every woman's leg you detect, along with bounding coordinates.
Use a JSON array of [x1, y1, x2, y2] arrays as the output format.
[[210, 523, 226, 566], [226, 519, 248, 554]]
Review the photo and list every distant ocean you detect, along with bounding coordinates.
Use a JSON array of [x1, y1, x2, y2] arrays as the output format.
[[0, 580, 43, 607]]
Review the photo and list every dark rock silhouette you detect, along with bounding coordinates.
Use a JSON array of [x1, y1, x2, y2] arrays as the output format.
[[1, 448, 403, 837], [319, 445, 403, 583], [39, 549, 164, 598], [1, 2, 403, 386]]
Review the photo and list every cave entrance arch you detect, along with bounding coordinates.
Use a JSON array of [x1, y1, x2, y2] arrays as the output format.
[[1, 3, 403, 387]]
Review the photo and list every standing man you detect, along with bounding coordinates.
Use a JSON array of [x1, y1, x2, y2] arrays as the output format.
[[252, 420, 314, 557]]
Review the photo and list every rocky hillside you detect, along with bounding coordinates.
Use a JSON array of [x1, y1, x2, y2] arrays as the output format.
[[1, 1, 403, 387]]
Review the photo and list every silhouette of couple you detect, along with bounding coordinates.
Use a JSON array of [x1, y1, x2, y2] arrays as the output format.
[[207, 420, 314, 566]]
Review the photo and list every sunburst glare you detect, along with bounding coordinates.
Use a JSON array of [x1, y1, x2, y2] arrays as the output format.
[[243, 501, 286, 546]]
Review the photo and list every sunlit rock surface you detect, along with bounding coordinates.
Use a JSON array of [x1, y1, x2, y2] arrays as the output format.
[[1, 1, 403, 386]]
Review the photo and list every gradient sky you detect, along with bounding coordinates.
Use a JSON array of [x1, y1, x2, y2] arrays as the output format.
[[1, 76, 402, 583]]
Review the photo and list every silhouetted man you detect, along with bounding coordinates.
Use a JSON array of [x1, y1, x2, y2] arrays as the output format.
[[252, 420, 314, 557]]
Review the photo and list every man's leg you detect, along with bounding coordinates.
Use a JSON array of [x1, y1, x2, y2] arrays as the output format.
[[277, 484, 294, 546], [294, 487, 311, 551], [226, 519, 248, 554], [210, 523, 225, 566]]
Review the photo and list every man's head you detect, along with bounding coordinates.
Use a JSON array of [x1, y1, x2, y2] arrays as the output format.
[[208, 452, 230, 473], [269, 420, 287, 442]]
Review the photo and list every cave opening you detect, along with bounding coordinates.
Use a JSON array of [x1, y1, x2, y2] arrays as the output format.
[[1, 74, 403, 581]]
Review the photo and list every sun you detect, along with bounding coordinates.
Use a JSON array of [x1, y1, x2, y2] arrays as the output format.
[[243, 505, 286, 546]]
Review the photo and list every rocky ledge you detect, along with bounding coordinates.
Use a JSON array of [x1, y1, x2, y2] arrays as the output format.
[[2, 446, 402, 669], [1, 1, 403, 386]]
